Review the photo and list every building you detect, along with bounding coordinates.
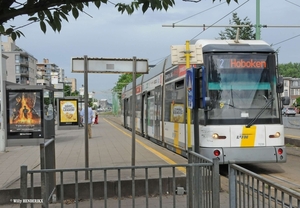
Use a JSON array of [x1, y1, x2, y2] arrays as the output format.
[[64, 77, 77, 93], [2, 37, 37, 85], [36, 58, 64, 86], [283, 77, 300, 106]]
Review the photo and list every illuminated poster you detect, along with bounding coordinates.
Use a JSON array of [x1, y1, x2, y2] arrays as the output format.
[[59, 99, 78, 126], [170, 103, 184, 123], [7, 90, 43, 139]]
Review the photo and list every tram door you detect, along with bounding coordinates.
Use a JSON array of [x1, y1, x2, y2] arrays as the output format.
[[147, 95, 155, 138], [123, 98, 129, 128], [154, 86, 162, 141], [141, 92, 147, 137]]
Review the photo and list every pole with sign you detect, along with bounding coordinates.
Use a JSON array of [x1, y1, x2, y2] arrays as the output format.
[[71, 56, 148, 178], [185, 41, 192, 151], [170, 42, 203, 152]]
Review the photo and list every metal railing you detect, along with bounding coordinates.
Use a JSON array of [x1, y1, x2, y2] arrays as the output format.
[[228, 163, 300, 208], [188, 151, 220, 208], [40, 138, 56, 206], [20, 151, 220, 208]]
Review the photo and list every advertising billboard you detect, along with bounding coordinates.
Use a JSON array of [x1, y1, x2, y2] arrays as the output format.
[[59, 99, 78, 126], [7, 90, 44, 139]]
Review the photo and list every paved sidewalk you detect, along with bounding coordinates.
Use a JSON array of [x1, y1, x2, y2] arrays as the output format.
[[0, 117, 188, 190]]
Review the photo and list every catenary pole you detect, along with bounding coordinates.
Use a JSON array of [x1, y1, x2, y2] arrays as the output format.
[[256, 0, 261, 40]]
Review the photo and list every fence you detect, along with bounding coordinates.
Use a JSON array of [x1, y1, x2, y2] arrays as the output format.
[[188, 151, 220, 208], [19, 151, 220, 208], [228, 163, 300, 208], [40, 138, 56, 206]]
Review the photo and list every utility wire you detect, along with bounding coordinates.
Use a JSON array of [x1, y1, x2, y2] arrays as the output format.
[[173, 2, 226, 24], [190, 0, 250, 41], [107, 0, 116, 6], [285, 0, 300, 8], [270, 0, 300, 46], [272, 33, 300, 46]]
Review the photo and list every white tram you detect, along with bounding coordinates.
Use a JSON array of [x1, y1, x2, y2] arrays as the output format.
[[121, 39, 288, 164]]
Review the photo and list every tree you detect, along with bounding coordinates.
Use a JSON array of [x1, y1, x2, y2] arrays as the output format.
[[279, 62, 300, 78], [295, 97, 300, 107], [0, 0, 237, 40], [218, 12, 255, 40], [113, 73, 141, 99], [64, 84, 72, 97], [71, 90, 79, 96]]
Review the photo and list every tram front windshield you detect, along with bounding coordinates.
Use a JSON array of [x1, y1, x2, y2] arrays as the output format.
[[206, 53, 280, 125]]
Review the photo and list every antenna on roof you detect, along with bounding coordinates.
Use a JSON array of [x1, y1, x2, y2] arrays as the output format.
[[234, 28, 240, 43]]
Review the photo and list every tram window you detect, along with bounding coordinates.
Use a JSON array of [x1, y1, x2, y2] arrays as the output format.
[[164, 82, 185, 123], [136, 94, 141, 116], [175, 80, 184, 89]]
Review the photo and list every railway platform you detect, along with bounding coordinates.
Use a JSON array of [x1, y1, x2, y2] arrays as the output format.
[[0, 116, 228, 207], [0, 116, 299, 207]]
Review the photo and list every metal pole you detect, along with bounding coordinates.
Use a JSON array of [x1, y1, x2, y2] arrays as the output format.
[[131, 57, 136, 173], [185, 41, 192, 152], [162, 24, 251, 28], [229, 163, 237, 208], [20, 166, 28, 208], [84, 55, 89, 180], [212, 158, 220, 208], [256, 0, 261, 40], [193, 68, 199, 153], [0, 35, 6, 152]]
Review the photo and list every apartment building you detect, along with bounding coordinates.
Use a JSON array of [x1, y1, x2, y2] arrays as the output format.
[[64, 77, 77, 92], [36, 58, 64, 86], [283, 77, 300, 106], [2, 37, 37, 85]]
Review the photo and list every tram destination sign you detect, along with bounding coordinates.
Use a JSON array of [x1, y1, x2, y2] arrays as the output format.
[[71, 57, 149, 74]]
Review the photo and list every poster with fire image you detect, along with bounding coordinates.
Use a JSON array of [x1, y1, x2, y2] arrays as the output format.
[[7, 91, 43, 139], [59, 99, 78, 125]]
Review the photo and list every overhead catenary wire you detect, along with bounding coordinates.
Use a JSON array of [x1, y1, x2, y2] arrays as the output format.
[[189, 0, 250, 40], [172, 2, 226, 25], [285, 0, 300, 8], [272, 33, 300, 46]]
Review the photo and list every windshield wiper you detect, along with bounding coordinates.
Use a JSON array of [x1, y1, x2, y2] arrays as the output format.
[[246, 98, 275, 128]]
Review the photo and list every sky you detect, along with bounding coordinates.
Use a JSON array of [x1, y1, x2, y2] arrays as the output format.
[[2, 0, 300, 101]]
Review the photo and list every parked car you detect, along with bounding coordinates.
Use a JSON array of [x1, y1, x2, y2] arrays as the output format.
[[282, 107, 296, 116]]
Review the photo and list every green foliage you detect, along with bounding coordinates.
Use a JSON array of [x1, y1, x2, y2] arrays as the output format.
[[64, 85, 80, 97], [295, 97, 300, 107], [278, 63, 300, 78], [112, 73, 141, 99], [0, 0, 238, 40], [64, 84, 72, 96], [218, 12, 255, 40], [71, 90, 79, 96]]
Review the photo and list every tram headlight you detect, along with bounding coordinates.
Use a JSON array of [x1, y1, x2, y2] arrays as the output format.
[[212, 133, 226, 139], [269, 132, 280, 138], [212, 133, 219, 139]]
